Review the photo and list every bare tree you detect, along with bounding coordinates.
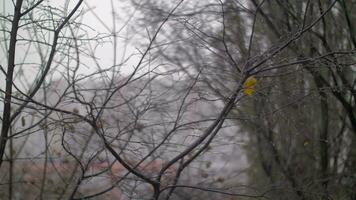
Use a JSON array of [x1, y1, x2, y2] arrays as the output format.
[[129, 0, 356, 199], [1, 0, 253, 199], [3, 0, 355, 200]]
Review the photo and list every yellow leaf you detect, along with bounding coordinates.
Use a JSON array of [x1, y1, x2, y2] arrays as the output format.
[[243, 76, 257, 96], [243, 76, 257, 88], [243, 88, 254, 96]]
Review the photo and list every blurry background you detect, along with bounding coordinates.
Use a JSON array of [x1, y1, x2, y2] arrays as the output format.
[[1, 0, 356, 199]]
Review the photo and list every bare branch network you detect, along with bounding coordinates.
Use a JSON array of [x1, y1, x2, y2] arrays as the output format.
[[1, 0, 356, 199]]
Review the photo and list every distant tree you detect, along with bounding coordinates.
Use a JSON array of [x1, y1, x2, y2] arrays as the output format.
[[0, 0, 259, 199], [3, 0, 356, 199], [131, 0, 356, 199]]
